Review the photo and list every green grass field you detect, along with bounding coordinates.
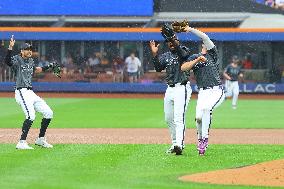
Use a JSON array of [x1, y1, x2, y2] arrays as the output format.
[[0, 98, 283, 129], [0, 97, 284, 189], [0, 144, 283, 189]]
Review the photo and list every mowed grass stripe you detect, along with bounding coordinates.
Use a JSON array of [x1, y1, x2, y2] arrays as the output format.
[[0, 144, 283, 189], [0, 98, 283, 129]]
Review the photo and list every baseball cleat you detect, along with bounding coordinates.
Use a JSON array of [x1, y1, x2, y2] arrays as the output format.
[[232, 105, 237, 110], [198, 138, 209, 156], [173, 145, 183, 155], [16, 140, 34, 150], [203, 138, 209, 150], [166, 145, 175, 154], [35, 137, 53, 148], [197, 139, 203, 150]]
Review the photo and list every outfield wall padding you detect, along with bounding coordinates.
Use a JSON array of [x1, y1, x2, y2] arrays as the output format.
[[0, 82, 283, 94]]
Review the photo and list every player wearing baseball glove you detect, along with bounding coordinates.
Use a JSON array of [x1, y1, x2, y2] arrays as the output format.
[[150, 23, 192, 155], [43, 61, 61, 78], [4, 35, 60, 150]]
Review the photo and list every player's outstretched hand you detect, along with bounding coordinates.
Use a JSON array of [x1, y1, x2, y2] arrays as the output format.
[[8, 35, 15, 50], [198, 56, 207, 62], [149, 40, 160, 56]]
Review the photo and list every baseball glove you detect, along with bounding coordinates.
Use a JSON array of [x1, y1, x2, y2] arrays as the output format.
[[161, 23, 176, 41], [172, 20, 189, 33], [50, 62, 61, 78]]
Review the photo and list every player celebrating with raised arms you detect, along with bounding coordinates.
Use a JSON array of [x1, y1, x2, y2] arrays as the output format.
[[149, 24, 192, 155], [4, 35, 61, 150], [172, 21, 225, 156]]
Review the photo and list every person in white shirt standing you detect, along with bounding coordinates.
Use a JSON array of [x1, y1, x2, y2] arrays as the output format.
[[125, 52, 141, 83]]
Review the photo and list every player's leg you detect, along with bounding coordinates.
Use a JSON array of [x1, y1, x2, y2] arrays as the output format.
[[182, 83, 192, 150], [232, 81, 239, 109], [195, 90, 206, 141], [199, 87, 225, 155], [164, 88, 175, 153], [185, 83, 192, 112], [195, 89, 208, 155], [173, 85, 188, 155], [33, 93, 53, 148], [15, 89, 36, 150], [225, 80, 233, 98]]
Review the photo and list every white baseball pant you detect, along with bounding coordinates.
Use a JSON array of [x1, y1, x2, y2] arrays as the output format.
[[15, 88, 53, 121], [164, 82, 192, 148]]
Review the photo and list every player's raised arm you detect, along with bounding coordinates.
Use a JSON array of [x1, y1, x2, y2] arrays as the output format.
[[5, 35, 15, 67], [149, 40, 165, 72], [172, 20, 214, 50], [186, 27, 215, 50]]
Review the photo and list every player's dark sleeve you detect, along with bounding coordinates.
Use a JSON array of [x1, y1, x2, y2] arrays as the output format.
[[4, 50, 13, 67], [152, 55, 166, 72], [176, 46, 190, 60], [207, 46, 218, 63], [224, 65, 229, 73]]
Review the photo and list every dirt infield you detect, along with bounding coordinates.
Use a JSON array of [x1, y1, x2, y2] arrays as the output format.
[[1, 128, 284, 144], [1, 92, 284, 99], [180, 159, 284, 187]]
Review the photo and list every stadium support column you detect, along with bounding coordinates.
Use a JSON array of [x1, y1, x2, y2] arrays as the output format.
[[80, 41, 85, 58], [100, 42, 104, 55], [41, 41, 46, 57], [138, 43, 144, 74], [138, 43, 143, 65], [119, 42, 124, 58], [61, 41, 65, 64], [218, 42, 224, 69]]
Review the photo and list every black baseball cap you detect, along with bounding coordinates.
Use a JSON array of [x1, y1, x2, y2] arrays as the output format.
[[20, 43, 32, 50]]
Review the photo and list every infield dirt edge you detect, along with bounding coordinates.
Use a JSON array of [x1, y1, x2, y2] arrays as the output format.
[[179, 159, 284, 187]]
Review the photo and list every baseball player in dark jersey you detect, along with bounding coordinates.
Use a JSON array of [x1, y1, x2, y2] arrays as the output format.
[[223, 57, 243, 109], [4, 35, 60, 150], [177, 25, 225, 156], [149, 24, 192, 155]]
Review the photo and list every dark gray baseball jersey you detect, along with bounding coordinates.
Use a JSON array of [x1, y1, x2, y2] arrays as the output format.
[[9, 53, 35, 89], [224, 64, 242, 81], [151, 46, 190, 85], [188, 47, 222, 89]]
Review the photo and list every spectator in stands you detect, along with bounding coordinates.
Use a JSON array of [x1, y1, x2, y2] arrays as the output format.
[[242, 53, 253, 69], [74, 51, 86, 73], [275, 0, 284, 10], [100, 53, 111, 70], [62, 53, 75, 75], [38, 56, 49, 67], [265, 0, 276, 7], [112, 55, 124, 82], [125, 52, 141, 83], [87, 52, 101, 72]]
